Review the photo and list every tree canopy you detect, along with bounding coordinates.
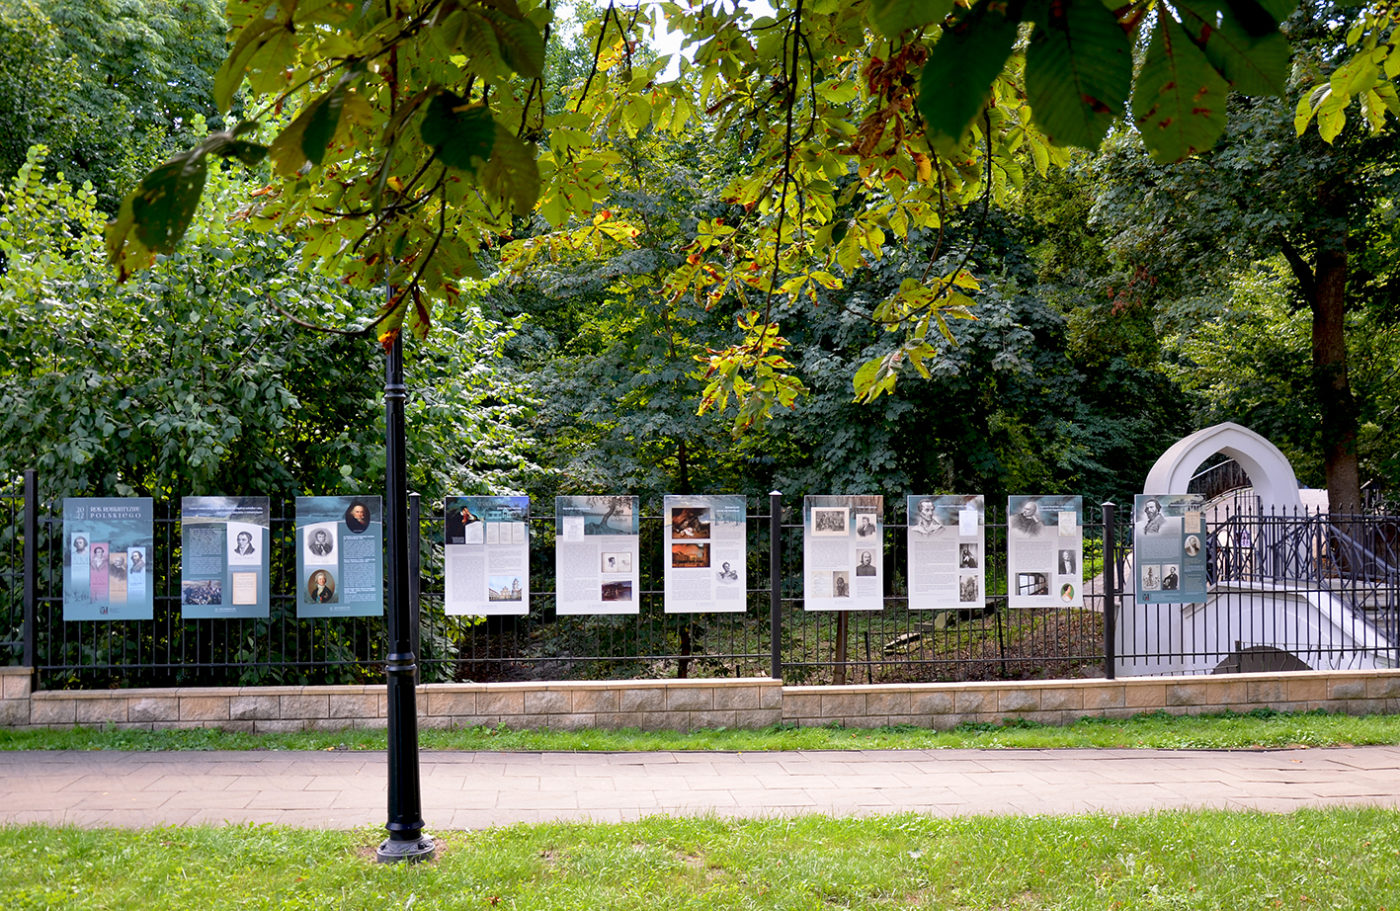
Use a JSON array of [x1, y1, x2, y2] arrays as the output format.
[[104, 0, 1317, 432]]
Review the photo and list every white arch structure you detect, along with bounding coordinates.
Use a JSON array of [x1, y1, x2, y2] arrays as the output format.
[[1117, 423, 1389, 677], [1142, 421, 1303, 511]]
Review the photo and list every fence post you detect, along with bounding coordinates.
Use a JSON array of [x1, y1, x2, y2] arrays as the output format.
[[1101, 501, 1117, 680], [769, 490, 783, 681], [408, 492, 422, 686], [22, 469, 37, 671]]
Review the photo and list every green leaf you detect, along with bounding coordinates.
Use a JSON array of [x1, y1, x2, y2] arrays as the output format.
[[1221, 0, 1291, 37], [214, 18, 286, 113], [867, 0, 956, 38], [918, 2, 1022, 147], [1178, 1, 1290, 95], [483, 7, 546, 78], [1132, 14, 1231, 163], [481, 125, 540, 215], [130, 152, 210, 253], [1024, 0, 1132, 148], [421, 92, 496, 173], [301, 84, 349, 167]]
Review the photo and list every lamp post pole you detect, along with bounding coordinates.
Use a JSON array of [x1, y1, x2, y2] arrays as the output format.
[[376, 330, 435, 863]]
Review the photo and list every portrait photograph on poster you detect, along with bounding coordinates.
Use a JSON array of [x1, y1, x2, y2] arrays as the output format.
[[803, 495, 883, 611], [907, 494, 985, 611], [444, 495, 530, 617], [663, 494, 748, 614], [1007, 495, 1082, 608]]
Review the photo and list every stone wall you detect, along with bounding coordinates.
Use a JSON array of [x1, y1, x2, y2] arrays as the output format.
[[2, 667, 1398, 733]]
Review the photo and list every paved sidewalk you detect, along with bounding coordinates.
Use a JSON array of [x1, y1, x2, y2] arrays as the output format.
[[3, 746, 1400, 829]]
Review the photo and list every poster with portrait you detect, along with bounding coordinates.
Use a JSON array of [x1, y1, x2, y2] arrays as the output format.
[[663, 495, 747, 613], [62, 498, 155, 621], [180, 497, 271, 619], [907, 495, 985, 610], [295, 496, 384, 618], [802, 495, 883, 611], [1007, 495, 1083, 608], [555, 496, 640, 615], [1134, 494, 1209, 604], [444, 496, 530, 616]]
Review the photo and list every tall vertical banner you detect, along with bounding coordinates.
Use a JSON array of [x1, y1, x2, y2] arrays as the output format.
[[180, 497, 271, 619], [1007, 495, 1083, 608], [663, 494, 747, 613], [296, 496, 384, 618], [802, 495, 883, 611], [444, 496, 531, 616], [555, 496, 640, 615], [907, 495, 985, 610], [1135, 494, 1209, 604], [63, 498, 154, 621]]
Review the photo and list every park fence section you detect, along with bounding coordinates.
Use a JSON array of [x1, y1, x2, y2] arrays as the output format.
[[2, 472, 1398, 693]]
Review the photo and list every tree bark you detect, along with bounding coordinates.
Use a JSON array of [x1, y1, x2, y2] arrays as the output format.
[[1310, 187, 1362, 517]]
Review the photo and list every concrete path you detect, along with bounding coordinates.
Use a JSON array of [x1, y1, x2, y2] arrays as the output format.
[[3, 746, 1400, 829]]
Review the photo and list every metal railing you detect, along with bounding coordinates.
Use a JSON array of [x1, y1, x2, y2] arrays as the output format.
[[9, 472, 1400, 689]]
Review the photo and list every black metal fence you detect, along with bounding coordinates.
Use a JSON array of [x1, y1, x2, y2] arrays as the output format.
[[6, 474, 1399, 689]]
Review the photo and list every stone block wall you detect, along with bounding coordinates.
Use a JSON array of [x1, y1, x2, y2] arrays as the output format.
[[781, 670, 1400, 728], [3, 668, 1399, 733], [14, 677, 784, 733]]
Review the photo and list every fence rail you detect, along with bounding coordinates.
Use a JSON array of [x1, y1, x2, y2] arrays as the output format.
[[5, 478, 1399, 689]]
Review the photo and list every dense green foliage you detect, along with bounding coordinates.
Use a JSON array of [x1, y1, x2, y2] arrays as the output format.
[[0, 146, 535, 504]]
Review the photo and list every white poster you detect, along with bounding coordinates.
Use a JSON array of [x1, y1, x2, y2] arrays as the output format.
[[663, 495, 747, 613], [907, 495, 985, 610], [555, 496, 640, 615], [1007, 495, 1083, 608], [444, 496, 530, 616], [802, 495, 883, 612]]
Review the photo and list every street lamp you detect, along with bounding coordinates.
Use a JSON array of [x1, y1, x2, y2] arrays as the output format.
[[376, 330, 435, 863]]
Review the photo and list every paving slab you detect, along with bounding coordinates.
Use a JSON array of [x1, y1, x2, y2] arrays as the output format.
[[2, 747, 1400, 830]]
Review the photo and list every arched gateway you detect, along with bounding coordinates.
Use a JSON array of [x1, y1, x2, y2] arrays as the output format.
[[1141, 421, 1303, 511], [1116, 423, 1389, 677]]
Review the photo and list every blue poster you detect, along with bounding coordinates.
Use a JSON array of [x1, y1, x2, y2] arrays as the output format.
[[1135, 494, 1209, 604], [296, 496, 384, 618], [62, 497, 154, 621], [180, 497, 271, 619]]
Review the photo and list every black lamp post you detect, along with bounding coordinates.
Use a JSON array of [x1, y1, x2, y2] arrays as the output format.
[[376, 331, 435, 863]]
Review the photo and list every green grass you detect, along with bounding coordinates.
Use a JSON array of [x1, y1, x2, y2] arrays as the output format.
[[4, 708, 1400, 752], [3, 809, 1400, 909]]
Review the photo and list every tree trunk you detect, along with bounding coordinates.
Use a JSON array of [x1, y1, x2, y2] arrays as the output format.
[[1310, 191, 1362, 517], [832, 611, 849, 686]]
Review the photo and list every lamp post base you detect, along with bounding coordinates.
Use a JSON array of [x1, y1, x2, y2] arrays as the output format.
[[376, 835, 436, 864]]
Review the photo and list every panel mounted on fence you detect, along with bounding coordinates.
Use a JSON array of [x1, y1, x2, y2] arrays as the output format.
[[444, 496, 530, 616], [907, 495, 985, 610], [295, 496, 384, 618], [180, 496, 271, 619], [1007, 495, 1083, 608], [1134, 494, 1208, 604], [803, 495, 883, 611], [62, 497, 154, 621], [663, 494, 747, 614], [555, 496, 640, 615]]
